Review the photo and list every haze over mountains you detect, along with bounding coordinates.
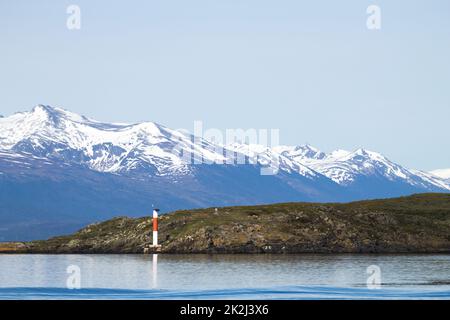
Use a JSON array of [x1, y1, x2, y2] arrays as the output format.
[[1, 105, 449, 240]]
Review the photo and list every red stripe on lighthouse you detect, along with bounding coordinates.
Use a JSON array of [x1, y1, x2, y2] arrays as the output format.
[[153, 217, 158, 231]]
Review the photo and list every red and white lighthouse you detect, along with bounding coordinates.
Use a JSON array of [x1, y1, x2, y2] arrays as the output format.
[[152, 208, 159, 246]]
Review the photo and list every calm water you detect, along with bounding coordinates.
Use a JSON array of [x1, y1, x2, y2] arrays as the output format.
[[0, 254, 449, 299]]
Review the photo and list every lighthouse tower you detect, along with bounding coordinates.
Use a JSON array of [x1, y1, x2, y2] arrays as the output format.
[[144, 208, 162, 253], [152, 208, 159, 246]]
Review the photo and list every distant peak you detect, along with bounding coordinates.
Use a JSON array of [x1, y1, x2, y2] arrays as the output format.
[[32, 104, 56, 113], [31, 105, 68, 119], [272, 144, 326, 160], [296, 143, 316, 150], [29, 104, 94, 123], [346, 148, 388, 163], [353, 148, 379, 157], [299, 144, 326, 159], [354, 148, 368, 155]]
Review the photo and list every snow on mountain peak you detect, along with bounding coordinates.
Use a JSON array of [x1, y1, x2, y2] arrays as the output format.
[[32, 104, 58, 113], [30, 104, 89, 123], [271, 145, 438, 187], [340, 148, 385, 162], [32, 104, 53, 115], [1, 105, 449, 192], [326, 149, 351, 160], [0, 105, 238, 176], [430, 168, 450, 180], [273, 144, 326, 161], [312, 147, 415, 184], [229, 143, 319, 178]]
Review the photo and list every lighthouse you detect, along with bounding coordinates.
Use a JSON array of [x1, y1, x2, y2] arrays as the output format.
[[143, 208, 162, 253], [151, 209, 159, 287], [152, 208, 160, 246]]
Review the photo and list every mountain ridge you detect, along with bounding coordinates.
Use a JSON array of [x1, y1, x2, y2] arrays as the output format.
[[0, 105, 449, 241]]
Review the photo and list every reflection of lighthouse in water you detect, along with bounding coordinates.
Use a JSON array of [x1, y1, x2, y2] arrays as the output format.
[[152, 254, 158, 288]]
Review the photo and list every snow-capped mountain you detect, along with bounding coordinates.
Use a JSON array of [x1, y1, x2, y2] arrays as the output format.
[[1, 105, 449, 241], [278, 146, 449, 191], [0, 105, 227, 176]]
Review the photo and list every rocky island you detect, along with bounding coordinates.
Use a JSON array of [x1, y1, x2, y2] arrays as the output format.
[[1, 193, 449, 254]]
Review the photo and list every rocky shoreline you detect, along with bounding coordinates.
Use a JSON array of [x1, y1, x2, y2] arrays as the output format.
[[1, 193, 449, 254]]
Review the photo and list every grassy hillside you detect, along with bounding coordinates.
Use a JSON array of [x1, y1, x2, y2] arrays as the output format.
[[3, 193, 450, 254]]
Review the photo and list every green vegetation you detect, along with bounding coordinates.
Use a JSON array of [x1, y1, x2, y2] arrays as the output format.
[[2, 193, 450, 254]]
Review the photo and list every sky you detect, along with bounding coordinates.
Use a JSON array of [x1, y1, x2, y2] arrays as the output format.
[[0, 0, 449, 170]]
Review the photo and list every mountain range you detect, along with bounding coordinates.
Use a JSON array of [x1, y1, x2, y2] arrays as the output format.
[[1, 105, 449, 241]]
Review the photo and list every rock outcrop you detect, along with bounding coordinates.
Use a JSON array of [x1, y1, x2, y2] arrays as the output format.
[[2, 193, 449, 254]]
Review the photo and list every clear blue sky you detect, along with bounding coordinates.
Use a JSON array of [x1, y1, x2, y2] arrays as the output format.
[[1, 0, 449, 170]]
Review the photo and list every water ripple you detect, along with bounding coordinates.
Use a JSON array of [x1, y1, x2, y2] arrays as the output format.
[[1, 286, 449, 300]]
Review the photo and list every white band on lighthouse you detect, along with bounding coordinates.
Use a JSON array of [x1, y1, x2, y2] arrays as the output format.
[[152, 230, 158, 246]]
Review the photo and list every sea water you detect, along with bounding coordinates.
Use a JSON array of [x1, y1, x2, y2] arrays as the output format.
[[0, 254, 449, 299]]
